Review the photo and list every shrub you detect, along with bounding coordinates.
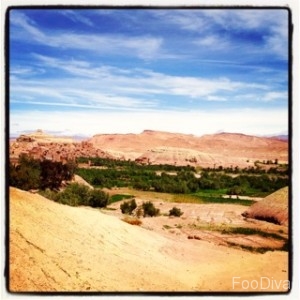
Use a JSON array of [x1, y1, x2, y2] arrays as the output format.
[[169, 207, 183, 217], [53, 183, 87, 205], [46, 183, 109, 208], [65, 183, 90, 203], [142, 201, 160, 217], [39, 188, 59, 201], [120, 199, 137, 215], [87, 189, 109, 208]]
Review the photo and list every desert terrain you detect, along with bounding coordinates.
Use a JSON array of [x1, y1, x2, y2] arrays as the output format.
[[8, 129, 289, 293], [9, 186, 289, 293], [88, 130, 288, 167], [9, 129, 288, 167]]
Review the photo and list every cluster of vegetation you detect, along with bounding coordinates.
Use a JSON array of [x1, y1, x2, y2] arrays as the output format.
[[77, 165, 288, 197], [10, 155, 288, 209], [10, 155, 110, 209], [39, 183, 109, 208], [9, 154, 76, 191], [169, 207, 184, 217], [120, 199, 137, 215], [201, 164, 288, 175], [120, 199, 160, 218], [142, 201, 160, 217], [77, 157, 196, 172]]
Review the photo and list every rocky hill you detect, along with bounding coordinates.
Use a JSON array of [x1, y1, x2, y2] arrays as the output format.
[[9, 129, 288, 167], [9, 130, 112, 163], [88, 130, 288, 167]]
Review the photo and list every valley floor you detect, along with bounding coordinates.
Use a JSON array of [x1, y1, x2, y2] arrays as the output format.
[[9, 187, 289, 293]]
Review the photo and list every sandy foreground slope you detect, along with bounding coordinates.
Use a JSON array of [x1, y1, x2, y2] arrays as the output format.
[[9, 187, 289, 293]]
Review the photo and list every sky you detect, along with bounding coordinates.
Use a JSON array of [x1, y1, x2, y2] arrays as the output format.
[[8, 8, 289, 137]]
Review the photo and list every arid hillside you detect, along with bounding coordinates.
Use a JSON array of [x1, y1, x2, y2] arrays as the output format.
[[9, 187, 289, 292], [9, 129, 288, 167], [89, 130, 288, 167]]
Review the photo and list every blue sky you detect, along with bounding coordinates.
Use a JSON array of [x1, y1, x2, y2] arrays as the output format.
[[9, 8, 289, 137]]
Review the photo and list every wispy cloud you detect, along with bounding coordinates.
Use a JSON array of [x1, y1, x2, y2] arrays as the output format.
[[60, 10, 94, 27], [10, 11, 165, 60], [10, 80, 158, 111], [261, 92, 288, 102], [27, 55, 269, 102], [10, 66, 36, 75], [10, 10, 44, 40], [10, 9, 288, 63], [216, 10, 288, 59], [150, 10, 207, 32], [156, 9, 288, 59], [194, 35, 230, 49]]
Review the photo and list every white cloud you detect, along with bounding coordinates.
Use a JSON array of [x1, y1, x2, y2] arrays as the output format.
[[194, 35, 228, 49], [10, 66, 34, 75], [206, 95, 227, 102], [262, 91, 288, 102]]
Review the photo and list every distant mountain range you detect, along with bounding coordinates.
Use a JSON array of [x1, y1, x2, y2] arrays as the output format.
[[9, 129, 288, 167], [87, 130, 288, 167], [269, 135, 288, 142]]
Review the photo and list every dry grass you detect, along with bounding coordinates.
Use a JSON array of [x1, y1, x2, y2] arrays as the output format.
[[242, 187, 288, 226], [108, 187, 201, 204], [121, 216, 142, 226]]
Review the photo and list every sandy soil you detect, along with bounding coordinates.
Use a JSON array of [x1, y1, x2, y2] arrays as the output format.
[[9, 187, 289, 293], [106, 195, 288, 251]]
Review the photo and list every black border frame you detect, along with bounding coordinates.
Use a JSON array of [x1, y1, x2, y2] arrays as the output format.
[[4, 5, 293, 297]]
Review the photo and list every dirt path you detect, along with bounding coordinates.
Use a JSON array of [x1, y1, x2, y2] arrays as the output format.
[[9, 187, 289, 292]]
